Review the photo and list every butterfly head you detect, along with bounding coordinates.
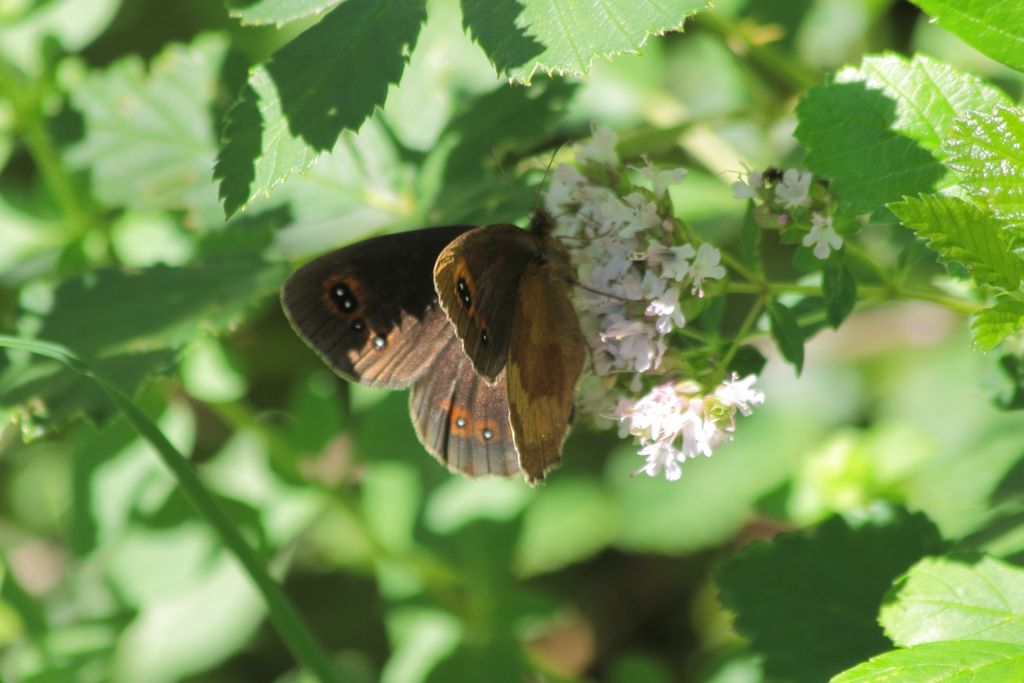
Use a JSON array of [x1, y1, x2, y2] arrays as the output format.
[[528, 208, 556, 237]]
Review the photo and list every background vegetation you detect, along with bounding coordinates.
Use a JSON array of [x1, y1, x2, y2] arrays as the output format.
[[2, 0, 1024, 681]]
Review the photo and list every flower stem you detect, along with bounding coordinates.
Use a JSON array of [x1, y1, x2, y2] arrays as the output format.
[[716, 294, 766, 381]]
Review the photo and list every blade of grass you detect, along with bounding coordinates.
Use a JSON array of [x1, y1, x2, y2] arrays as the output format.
[[0, 336, 342, 683]]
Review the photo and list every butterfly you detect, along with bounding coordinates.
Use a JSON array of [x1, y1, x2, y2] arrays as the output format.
[[281, 211, 585, 484]]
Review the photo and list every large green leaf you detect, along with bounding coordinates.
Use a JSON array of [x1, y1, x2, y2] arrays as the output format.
[[831, 640, 1024, 682], [909, 0, 1024, 72], [64, 34, 228, 226], [795, 53, 1010, 214], [944, 106, 1024, 235], [880, 554, 1024, 647], [888, 194, 1024, 293], [226, 0, 343, 26], [34, 248, 284, 359], [716, 509, 945, 683], [460, 0, 709, 83], [215, 0, 427, 217]]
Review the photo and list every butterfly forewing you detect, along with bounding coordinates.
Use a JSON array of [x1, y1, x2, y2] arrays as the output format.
[[409, 335, 519, 478], [433, 225, 539, 382], [282, 226, 472, 389], [506, 256, 586, 484]]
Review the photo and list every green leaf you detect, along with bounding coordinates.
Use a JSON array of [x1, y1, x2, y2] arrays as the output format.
[[215, 0, 426, 217], [0, 351, 177, 437], [514, 478, 617, 576], [972, 300, 1024, 351], [881, 554, 1024, 647], [889, 194, 1024, 293], [831, 640, 1024, 683], [0, 0, 121, 74], [30, 224, 284, 359], [944, 106, 1024, 234], [716, 509, 945, 683], [64, 34, 228, 226], [226, 0, 343, 26], [460, 0, 708, 84], [795, 53, 1010, 214], [909, 0, 1024, 72], [823, 258, 857, 328], [767, 300, 804, 375]]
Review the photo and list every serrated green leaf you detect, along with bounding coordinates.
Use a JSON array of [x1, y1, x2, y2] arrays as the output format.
[[64, 34, 228, 226], [972, 300, 1024, 351], [716, 510, 945, 683], [823, 258, 857, 328], [831, 640, 1024, 683], [460, 0, 708, 84], [767, 300, 804, 375], [889, 194, 1024, 292], [909, 0, 1024, 72], [795, 53, 1010, 214], [226, 0, 342, 26], [215, 0, 426, 217], [944, 106, 1024, 234], [880, 554, 1024, 647]]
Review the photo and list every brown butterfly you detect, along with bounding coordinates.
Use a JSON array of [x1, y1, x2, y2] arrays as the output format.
[[281, 211, 585, 484]]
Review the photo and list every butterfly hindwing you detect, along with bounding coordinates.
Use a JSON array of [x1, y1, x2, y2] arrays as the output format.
[[409, 334, 519, 477], [433, 225, 539, 382], [282, 226, 472, 389]]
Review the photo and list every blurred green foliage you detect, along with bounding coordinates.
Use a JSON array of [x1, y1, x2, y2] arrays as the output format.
[[2, 0, 1024, 682]]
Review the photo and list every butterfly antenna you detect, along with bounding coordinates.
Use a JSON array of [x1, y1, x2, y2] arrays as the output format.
[[491, 148, 531, 217], [530, 142, 567, 214], [573, 281, 634, 303]]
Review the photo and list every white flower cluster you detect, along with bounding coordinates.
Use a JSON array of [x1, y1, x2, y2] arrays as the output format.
[[546, 127, 765, 481], [615, 375, 765, 481], [732, 168, 843, 260]]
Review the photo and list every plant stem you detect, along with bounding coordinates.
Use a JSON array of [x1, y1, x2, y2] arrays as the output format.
[[0, 59, 97, 239], [694, 11, 820, 95], [717, 294, 767, 380]]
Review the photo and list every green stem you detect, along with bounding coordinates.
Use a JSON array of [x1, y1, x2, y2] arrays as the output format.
[[693, 11, 820, 95], [0, 59, 97, 239], [723, 281, 980, 315], [0, 337, 343, 683], [717, 294, 767, 381]]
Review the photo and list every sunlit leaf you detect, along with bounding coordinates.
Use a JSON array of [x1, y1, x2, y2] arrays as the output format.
[[881, 554, 1024, 647], [909, 0, 1024, 71], [796, 54, 1010, 214], [215, 0, 427, 216], [889, 194, 1024, 293], [226, 0, 343, 26], [461, 0, 709, 84], [972, 300, 1024, 352], [944, 105, 1024, 235], [64, 34, 228, 226], [831, 640, 1024, 682]]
